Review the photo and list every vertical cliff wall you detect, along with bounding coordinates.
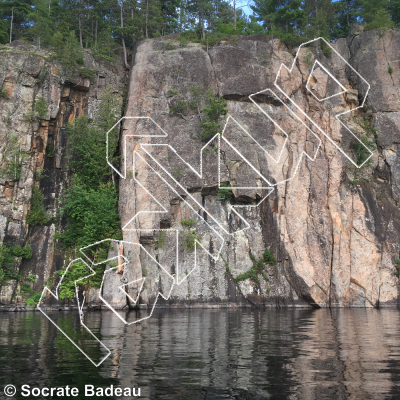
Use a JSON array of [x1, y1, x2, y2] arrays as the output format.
[[1, 28, 399, 310], [0, 41, 127, 306], [119, 28, 400, 309]]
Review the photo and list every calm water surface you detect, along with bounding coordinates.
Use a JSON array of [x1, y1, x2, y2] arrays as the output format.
[[1, 308, 400, 399]]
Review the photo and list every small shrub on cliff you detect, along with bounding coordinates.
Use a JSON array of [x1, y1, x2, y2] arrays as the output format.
[[320, 39, 332, 57], [0, 245, 17, 285], [169, 99, 188, 117], [218, 183, 234, 203], [155, 230, 167, 249], [163, 40, 177, 50], [79, 67, 96, 80], [54, 260, 89, 300], [182, 229, 201, 252], [26, 186, 51, 226], [352, 117, 376, 166], [0, 132, 29, 180], [181, 218, 196, 227], [12, 243, 33, 259], [234, 250, 274, 285], [26, 291, 42, 307], [199, 92, 228, 141], [0, 87, 9, 99], [23, 97, 48, 121], [389, 66, 394, 74]]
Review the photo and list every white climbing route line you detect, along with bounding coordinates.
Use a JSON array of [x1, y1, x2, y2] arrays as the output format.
[[38, 37, 373, 366]]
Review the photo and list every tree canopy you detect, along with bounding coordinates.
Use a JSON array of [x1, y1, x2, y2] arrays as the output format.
[[0, 0, 397, 55]]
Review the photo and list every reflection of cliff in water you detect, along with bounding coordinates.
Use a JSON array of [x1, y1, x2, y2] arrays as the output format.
[[1, 309, 400, 399]]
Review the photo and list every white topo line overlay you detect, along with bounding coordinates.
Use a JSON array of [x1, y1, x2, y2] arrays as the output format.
[[40, 37, 372, 366]]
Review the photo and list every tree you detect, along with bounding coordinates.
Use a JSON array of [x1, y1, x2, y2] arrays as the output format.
[[160, 0, 180, 33], [118, 0, 131, 69], [391, 0, 400, 24], [186, 0, 214, 39], [251, 0, 307, 44], [51, 30, 84, 71], [27, 0, 54, 48], [303, 0, 335, 39], [0, 1, 32, 42], [358, 0, 394, 31], [331, 0, 359, 38]]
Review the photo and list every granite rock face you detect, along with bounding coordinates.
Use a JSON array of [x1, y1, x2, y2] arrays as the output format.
[[118, 29, 400, 309], [0, 42, 127, 305], [1, 28, 399, 310]]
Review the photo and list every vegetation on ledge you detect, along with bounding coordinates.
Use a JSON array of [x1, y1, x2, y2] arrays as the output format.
[[234, 250, 275, 285]]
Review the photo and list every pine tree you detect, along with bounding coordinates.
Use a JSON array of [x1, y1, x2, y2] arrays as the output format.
[[27, 0, 54, 48], [251, 0, 307, 45], [359, 0, 394, 31], [391, 0, 400, 24]]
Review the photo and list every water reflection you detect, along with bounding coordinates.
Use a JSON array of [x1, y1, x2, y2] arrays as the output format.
[[1, 308, 400, 399]]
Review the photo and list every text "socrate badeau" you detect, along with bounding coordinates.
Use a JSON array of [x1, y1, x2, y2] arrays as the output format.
[[20, 384, 141, 397]]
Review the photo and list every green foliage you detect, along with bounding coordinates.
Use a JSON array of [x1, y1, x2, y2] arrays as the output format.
[[181, 218, 197, 227], [0, 132, 29, 180], [57, 86, 122, 252], [79, 67, 96, 80], [389, 65, 394, 74], [0, 87, 9, 99], [167, 87, 179, 97], [172, 167, 184, 179], [46, 144, 54, 158], [182, 229, 201, 252], [351, 117, 377, 166], [26, 291, 42, 307], [163, 40, 177, 50], [54, 260, 90, 300], [302, 50, 313, 66], [179, 36, 189, 47], [263, 249, 275, 265], [234, 250, 274, 284], [320, 39, 332, 57], [199, 92, 228, 141], [26, 186, 51, 226], [57, 180, 121, 249], [26, 274, 36, 282], [0, 245, 17, 285], [169, 99, 188, 116], [66, 87, 120, 189], [34, 96, 48, 119], [218, 183, 234, 203], [34, 168, 48, 180], [51, 31, 84, 71], [155, 230, 167, 249], [352, 136, 376, 166], [23, 97, 48, 121], [91, 26, 119, 64], [364, 9, 395, 33], [12, 244, 33, 259], [396, 258, 400, 265]]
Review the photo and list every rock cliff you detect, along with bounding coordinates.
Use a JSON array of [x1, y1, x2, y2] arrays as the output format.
[[0, 40, 127, 306], [0, 27, 399, 310], [120, 28, 400, 309]]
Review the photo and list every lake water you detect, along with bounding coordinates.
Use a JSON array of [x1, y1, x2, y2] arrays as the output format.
[[1, 308, 400, 399]]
